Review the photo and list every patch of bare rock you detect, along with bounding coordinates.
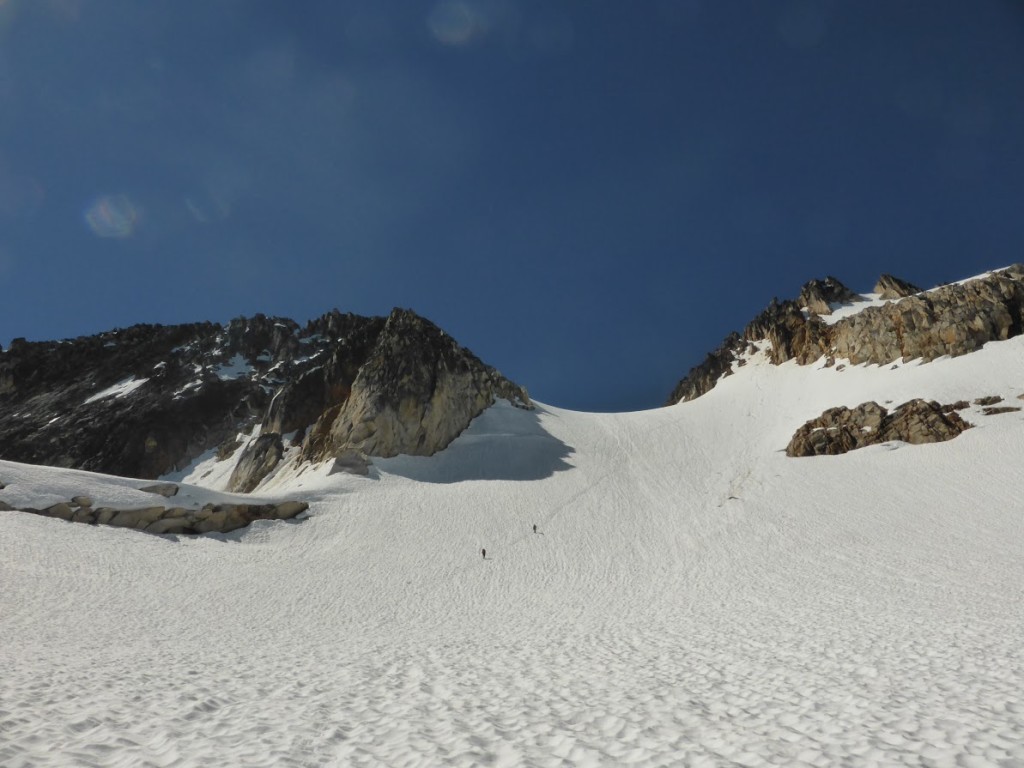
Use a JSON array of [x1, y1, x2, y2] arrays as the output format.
[[6, 489, 308, 535], [786, 399, 972, 457]]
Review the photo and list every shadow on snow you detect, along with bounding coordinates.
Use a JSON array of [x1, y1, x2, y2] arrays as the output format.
[[374, 403, 575, 484]]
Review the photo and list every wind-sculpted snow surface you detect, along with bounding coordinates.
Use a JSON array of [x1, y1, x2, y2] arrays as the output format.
[[3, 337, 1024, 765]]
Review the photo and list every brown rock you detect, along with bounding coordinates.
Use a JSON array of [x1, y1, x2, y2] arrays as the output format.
[[874, 274, 921, 300], [799, 277, 859, 316], [71, 495, 93, 507], [787, 399, 971, 457]]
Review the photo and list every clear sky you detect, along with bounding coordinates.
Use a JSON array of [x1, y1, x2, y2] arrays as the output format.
[[1, 1, 1022, 411]]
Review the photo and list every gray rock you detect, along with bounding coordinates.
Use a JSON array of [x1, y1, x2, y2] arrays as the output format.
[[96, 507, 117, 524], [145, 518, 193, 535], [109, 507, 166, 529], [272, 501, 309, 518], [44, 502, 75, 521], [329, 452, 371, 476], [71, 508, 97, 524], [0, 499, 14, 512], [139, 482, 179, 498], [227, 433, 284, 493]]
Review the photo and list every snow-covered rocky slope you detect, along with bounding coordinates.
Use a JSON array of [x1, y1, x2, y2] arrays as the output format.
[[3, 282, 1024, 766]]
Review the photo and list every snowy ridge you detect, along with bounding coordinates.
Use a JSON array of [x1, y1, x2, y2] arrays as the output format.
[[3, 325, 1024, 765]]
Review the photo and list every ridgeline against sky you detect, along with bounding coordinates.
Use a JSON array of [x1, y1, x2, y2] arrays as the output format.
[[0, 1, 1022, 410]]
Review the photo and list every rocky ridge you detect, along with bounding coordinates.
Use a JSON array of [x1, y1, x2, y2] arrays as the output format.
[[0, 308, 530, 492], [668, 265, 1024, 405]]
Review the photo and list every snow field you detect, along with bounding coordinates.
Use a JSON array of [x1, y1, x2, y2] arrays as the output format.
[[3, 337, 1024, 766]]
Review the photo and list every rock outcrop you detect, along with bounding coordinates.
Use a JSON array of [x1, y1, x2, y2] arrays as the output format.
[[786, 399, 972, 457], [14, 496, 309, 535], [874, 274, 921, 300], [228, 433, 284, 493], [303, 309, 530, 461], [798, 276, 860, 316], [668, 266, 1024, 404], [0, 308, 530, 486]]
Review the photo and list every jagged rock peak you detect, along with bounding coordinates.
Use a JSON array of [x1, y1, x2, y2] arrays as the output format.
[[0, 307, 530, 486], [798, 276, 859, 316], [874, 274, 921, 300], [302, 308, 531, 463], [667, 265, 1024, 405]]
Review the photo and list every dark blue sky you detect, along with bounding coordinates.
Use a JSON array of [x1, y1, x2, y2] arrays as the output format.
[[1, 1, 1022, 411]]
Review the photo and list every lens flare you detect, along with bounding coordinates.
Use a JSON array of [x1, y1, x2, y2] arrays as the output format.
[[428, 1, 487, 46], [84, 194, 139, 238]]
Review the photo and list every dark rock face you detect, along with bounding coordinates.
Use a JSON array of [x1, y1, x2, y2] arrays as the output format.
[[0, 308, 530, 484], [668, 266, 1024, 404], [228, 433, 284, 493], [786, 399, 972, 457]]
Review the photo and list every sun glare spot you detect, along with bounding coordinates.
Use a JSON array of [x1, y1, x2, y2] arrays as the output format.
[[428, 1, 488, 46], [84, 194, 139, 238]]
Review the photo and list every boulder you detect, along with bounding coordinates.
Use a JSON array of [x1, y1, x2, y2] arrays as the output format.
[[109, 507, 166, 529], [71, 495, 93, 507], [71, 508, 97, 524], [139, 482, 179, 498], [145, 517, 194, 535], [329, 452, 371, 476], [44, 502, 75, 521]]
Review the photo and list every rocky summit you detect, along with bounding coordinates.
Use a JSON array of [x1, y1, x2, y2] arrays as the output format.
[[0, 308, 530, 491], [668, 265, 1024, 405]]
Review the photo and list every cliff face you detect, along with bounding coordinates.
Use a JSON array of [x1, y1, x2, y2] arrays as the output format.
[[0, 308, 530, 490], [667, 265, 1024, 405]]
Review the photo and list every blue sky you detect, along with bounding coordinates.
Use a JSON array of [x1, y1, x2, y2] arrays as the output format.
[[1, 1, 1022, 411]]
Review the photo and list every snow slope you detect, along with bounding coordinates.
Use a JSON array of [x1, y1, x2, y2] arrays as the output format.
[[3, 337, 1024, 767]]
